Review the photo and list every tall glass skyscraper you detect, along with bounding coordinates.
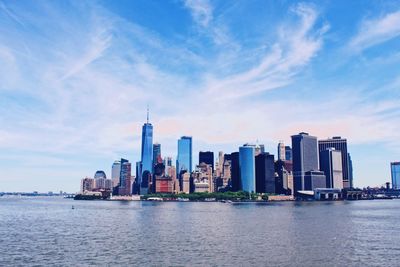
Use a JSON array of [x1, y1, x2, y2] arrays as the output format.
[[140, 109, 153, 194], [177, 136, 192, 175], [391, 162, 400, 189], [239, 144, 256, 193], [292, 132, 319, 195]]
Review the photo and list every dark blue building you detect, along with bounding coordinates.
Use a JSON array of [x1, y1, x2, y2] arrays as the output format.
[[199, 151, 214, 171], [292, 132, 319, 195], [255, 153, 275, 193], [140, 110, 153, 194]]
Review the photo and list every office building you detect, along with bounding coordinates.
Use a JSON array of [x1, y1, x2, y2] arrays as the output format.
[[392, 162, 400, 189], [239, 144, 256, 193], [81, 177, 95, 192], [304, 171, 326, 190], [140, 108, 153, 194], [255, 152, 275, 193], [275, 160, 292, 195], [177, 136, 192, 175], [153, 143, 161, 171], [292, 132, 319, 195], [182, 172, 190, 194], [318, 137, 351, 188], [255, 144, 264, 156], [193, 162, 214, 192], [119, 158, 131, 195], [285, 146, 292, 161], [348, 153, 353, 187], [278, 142, 286, 161], [199, 151, 214, 171], [94, 170, 106, 179], [230, 152, 241, 191], [222, 157, 232, 187], [111, 160, 121, 188], [320, 148, 343, 189]]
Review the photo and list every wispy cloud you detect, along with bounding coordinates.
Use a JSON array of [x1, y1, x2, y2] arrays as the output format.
[[183, 0, 213, 27], [349, 10, 400, 52], [204, 3, 328, 99]]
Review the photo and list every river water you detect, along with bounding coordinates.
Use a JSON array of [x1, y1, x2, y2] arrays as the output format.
[[0, 197, 399, 266]]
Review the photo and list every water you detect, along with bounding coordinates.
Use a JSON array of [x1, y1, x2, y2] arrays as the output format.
[[1, 198, 399, 266]]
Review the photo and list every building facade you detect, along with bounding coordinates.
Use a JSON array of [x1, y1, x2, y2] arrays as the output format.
[[285, 146, 292, 161], [304, 171, 326, 190], [140, 112, 153, 194], [292, 132, 319, 195], [199, 151, 214, 171], [255, 152, 275, 193], [318, 137, 352, 188], [278, 142, 286, 161], [239, 145, 256, 193], [320, 148, 343, 189], [391, 162, 400, 189], [119, 159, 131, 195], [230, 152, 241, 191], [111, 160, 121, 188], [177, 136, 192, 175], [152, 143, 161, 173]]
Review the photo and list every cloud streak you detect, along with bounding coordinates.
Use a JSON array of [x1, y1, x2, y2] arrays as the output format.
[[349, 10, 400, 52]]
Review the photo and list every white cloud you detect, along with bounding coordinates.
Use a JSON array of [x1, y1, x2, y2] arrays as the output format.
[[183, 0, 213, 27], [204, 3, 328, 99], [349, 10, 400, 51]]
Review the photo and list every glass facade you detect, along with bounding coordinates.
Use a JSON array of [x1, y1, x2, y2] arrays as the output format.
[[177, 136, 192, 174], [391, 162, 400, 189], [152, 143, 161, 173], [140, 122, 153, 193], [239, 145, 256, 193], [292, 132, 319, 194], [119, 158, 129, 188], [285, 146, 292, 161]]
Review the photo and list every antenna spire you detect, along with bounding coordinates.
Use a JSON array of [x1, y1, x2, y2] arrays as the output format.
[[147, 105, 149, 123]]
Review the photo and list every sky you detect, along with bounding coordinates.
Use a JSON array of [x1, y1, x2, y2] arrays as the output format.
[[0, 0, 400, 192]]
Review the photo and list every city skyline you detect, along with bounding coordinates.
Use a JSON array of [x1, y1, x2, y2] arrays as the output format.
[[1, 0, 400, 192]]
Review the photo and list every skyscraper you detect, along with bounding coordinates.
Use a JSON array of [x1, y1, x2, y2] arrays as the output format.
[[119, 158, 131, 195], [391, 162, 400, 189], [285, 146, 292, 161], [239, 144, 256, 193], [153, 143, 161, 165], [230, 152, 240, 191], [292, 132, 319, 195], [278, 142, 286, 161], [177, 136, 192, 174], [111, 160, 121, 188], [320, 148, 343, 189], [199, 151, 214, 171], [348, 153, 353, 188], [153, 143, 161, 174], [255, 152, 275, 193], [140, 108, 153, 194], [318, 137, 351, 188], [94, 170, 106, 179]]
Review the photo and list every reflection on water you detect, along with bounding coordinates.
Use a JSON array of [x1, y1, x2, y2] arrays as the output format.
[[1, 198, 399, 266]]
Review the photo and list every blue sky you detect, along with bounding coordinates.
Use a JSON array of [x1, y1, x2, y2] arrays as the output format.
[[1, 0, 400, 192]]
